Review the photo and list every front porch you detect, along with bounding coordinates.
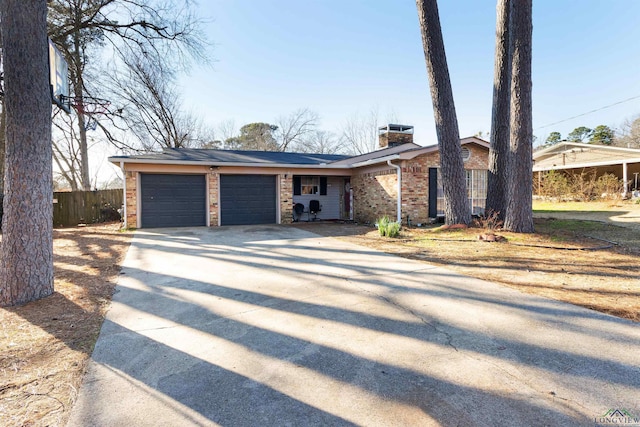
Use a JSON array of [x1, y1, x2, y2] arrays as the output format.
[[292, 175, 352, 222]]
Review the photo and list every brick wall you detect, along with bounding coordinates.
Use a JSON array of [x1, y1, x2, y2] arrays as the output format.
[[352, 167, 398, 224], [379, 132, 413, 149], [208, 172, 219, 226], [125, 171, 137, 228], [463, 144, 489, 170], [353, 143, 489, 224], [280, 174, 293, 224]]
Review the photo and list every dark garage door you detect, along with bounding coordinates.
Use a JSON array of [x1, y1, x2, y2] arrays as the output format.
[[140, 174, 206, 228], [220, 175, 276, 225]]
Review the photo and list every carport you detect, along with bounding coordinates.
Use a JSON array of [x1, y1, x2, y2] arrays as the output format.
[[533, 142, 640, 197]]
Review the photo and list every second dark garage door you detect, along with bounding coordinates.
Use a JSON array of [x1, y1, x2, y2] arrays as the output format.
[[220, 175, 277, 225]]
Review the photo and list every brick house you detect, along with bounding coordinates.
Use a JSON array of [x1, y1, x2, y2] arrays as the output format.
[[110, 125, 489, 228]]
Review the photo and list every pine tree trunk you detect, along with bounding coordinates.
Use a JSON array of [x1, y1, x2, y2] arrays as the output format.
[[0, 99, 6, 194], [486, 0, 511, 221], [0, 0, 54, 306], [0, 28, 5, 195], [504, 0, 534, 233], [416, 0, 470, 225]]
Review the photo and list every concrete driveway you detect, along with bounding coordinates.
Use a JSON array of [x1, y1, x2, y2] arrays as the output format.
[[67, 226, 640, 426]]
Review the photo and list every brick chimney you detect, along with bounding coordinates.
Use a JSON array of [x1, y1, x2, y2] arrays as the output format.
[[378, 124, 414, 149]]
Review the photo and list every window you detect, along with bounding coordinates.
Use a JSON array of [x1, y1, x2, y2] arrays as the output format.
[[294, 176, 328, 196], [436, 169, 487, 216], [466, 169, 487, 215], [301, 177, 319, 195]]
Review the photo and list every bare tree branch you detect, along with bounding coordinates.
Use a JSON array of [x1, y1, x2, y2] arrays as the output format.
[[274, 108, 319, 152]]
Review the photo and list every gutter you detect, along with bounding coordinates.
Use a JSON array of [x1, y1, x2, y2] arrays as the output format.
[[108, 157, 352, 170], [387, 159, 402, 224], [350, 154, 401, 168]]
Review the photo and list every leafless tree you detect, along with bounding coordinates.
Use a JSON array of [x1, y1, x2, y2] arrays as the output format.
[[503, 0, 534, 232], [46, 0, 210, 188], [293, 130, 343, 154], [274, 108, 319, 152], [52, 111, 83, 190], [217, 119, 237, 149], [107, 51, 215, 150], [340, 108, 381, 155], [616, 115, 640, 148], [416, 0, 470, 225], [1, 0, 54, 305], [486, 0, 511, 221]]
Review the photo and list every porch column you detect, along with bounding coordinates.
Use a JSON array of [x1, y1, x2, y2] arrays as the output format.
[[623, 162, 628, 197]]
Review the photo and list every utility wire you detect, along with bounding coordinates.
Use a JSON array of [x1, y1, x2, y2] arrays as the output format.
[[535, 94, 640, 130]]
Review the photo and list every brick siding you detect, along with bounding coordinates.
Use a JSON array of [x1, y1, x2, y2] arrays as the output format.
[[280, 174, 293, 224], [125, 171, 137, 228], [352, 168, 398, 224], [353, 144, 489, 224], [208, 172, 219, 226]]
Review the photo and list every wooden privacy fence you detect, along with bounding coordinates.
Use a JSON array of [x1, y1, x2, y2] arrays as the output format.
[[53, 189, 123, 227]]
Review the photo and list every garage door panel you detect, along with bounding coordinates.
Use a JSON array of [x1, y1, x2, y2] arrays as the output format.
[[140, 174, 206, 228], [220, 175, 276, 225]]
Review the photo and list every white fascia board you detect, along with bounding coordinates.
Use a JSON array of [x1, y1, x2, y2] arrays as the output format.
[[533, 142, 640, 159], [108, 157, 351, 169], [533, 157, 640, 171]]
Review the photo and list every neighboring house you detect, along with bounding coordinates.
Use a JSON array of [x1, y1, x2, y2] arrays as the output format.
[[533, 142, 640, 197], [109, 125, 490, 228]]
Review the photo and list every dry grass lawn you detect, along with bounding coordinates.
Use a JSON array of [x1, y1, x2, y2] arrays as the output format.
[[0, 223, 130, 427], [297, 206, 640, 323]]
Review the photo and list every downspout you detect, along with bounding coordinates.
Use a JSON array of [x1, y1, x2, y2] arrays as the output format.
[[120, 161, 127, 228], [387, 160, 402, 224]]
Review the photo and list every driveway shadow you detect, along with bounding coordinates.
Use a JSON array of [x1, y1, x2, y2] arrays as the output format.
[[68, 226, 640, 426]]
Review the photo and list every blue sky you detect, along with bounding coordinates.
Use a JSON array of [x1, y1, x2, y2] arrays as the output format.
[[178, 0, 640, 147]]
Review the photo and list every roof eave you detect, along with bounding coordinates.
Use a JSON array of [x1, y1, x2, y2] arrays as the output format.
[[533, 141, 640, 160], [533, 157, 640, 171], [350, 154, 401, 168], [108, 157, 352, 169]]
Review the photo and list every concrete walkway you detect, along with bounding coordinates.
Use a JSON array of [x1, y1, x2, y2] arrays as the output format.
[[67, 226, 640, 426]]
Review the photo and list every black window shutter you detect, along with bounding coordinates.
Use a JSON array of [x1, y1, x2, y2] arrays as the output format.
[[293, 176, 301, 195], [320, 177, 327, 195]]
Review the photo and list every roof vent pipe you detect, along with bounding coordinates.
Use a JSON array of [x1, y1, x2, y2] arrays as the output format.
[[387, 159, 402, 224]]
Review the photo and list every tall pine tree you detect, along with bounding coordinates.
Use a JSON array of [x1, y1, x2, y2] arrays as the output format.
[[416, 0, 470, 225], [1, 0, 54, 305]]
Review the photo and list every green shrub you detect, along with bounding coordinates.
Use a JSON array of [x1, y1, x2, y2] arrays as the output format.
[[377, 215, 401, 238], [386, 221, 401, 238], [377, 215, 390, 236]]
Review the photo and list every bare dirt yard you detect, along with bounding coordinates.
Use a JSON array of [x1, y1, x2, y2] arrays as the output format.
[[0, 223, 130, 427], [0, 201, 638, 426]]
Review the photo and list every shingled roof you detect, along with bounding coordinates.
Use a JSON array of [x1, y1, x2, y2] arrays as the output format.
[[109, 137, 490, 168], [110, 148, 349, 166]]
